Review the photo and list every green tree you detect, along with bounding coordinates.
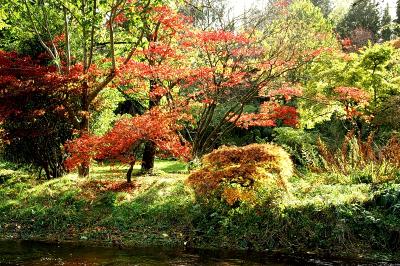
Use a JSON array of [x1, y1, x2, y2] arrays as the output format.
[[381, 4, 392, 41], [299, 42, 398, 129], [336, 0, 380, 44], [396, 0, 400, 36], [310, 0, 332, 17], [397, 0, 400, 23]]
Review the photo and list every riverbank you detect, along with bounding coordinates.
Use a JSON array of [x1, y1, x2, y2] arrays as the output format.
[[0, 161, 399, 262]]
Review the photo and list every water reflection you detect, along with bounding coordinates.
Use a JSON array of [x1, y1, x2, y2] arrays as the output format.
[[0, 240, 394, 265]]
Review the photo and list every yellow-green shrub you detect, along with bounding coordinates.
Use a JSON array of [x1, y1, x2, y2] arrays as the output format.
[[187, 143, 293, 206]]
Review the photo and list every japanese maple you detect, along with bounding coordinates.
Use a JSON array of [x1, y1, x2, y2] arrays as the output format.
[[233, 86, 303, 129], [65, 107, 191, 182], [334, 86, 370, 119], [0, 51, 78, 178], [65, 5, 196, 176]]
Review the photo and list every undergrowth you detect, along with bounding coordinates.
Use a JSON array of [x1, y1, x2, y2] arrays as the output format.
[[0, 159, 399, 261]]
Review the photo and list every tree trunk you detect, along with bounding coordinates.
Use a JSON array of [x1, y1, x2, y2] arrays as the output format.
[[126, 165, 133, 183], [44, 163, 51, 180], [141, 141, 156, 173], [78, 164, 90, 177], [78, 81, 90, 177], [140, 80, 160, 173], [126, 159, 135, 183]]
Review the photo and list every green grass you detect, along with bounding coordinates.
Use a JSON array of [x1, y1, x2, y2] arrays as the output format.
[[0, 160, 399, 261], [89, 159, 188, 180]]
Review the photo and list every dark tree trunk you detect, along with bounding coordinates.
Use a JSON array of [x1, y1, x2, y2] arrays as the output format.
[[78, 163, 90, 177], [140, 80, 160, 173], [78, 81, 90, 177], [126, 159, 136, 183], [44, 164, 51, 180], [126, 166, 133, 183], [141, 141, 156, 172]]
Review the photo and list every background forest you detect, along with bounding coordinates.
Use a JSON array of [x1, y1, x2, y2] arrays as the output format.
[[0, 0, 400, 260]]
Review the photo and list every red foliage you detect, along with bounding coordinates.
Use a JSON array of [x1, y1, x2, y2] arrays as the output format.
[[334, 87, 370, 103], [234, 102, 299, 129], [334, 87, 370, 118], [233, 86, 302, 129], [341, 38, 352, 50], [268, 86, 303, 101], [81, 180, 139, 193], [65, 108, 192, 170], [0, 51, 81, 123], [63, 5, 197, 171]]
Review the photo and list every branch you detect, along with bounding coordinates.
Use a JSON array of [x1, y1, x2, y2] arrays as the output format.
[[63, 6, 71, 72], [23, 0, 60, 72], [88, 0, 97, 69], [41, 0, 60, 67]]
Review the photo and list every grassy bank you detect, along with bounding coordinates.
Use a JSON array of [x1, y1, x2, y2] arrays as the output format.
[[0, 160, 399, 261]]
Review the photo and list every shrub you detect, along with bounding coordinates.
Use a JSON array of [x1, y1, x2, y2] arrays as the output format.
[[1, 93, 73, 179], [273, 127, 320, 168], [187, 143, 293, 206]]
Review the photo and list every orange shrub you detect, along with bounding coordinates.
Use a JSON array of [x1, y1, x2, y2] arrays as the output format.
[[187, 143, 293, 206]]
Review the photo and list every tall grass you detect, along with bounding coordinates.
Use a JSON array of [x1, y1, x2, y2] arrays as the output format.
[[317, 131, 400, 184]]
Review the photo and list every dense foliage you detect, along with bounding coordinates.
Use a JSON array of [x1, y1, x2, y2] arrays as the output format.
[[1, 0, 400, 259], [188, 143, 293, 206]]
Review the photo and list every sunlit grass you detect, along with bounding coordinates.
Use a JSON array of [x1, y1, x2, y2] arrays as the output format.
[[88, 159, 188, 180]]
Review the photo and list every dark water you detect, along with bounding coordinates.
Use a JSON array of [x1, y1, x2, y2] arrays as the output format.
[[0, 240, 396, 265]]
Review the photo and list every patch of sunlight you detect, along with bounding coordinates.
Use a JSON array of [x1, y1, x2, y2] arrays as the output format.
[[114, 192, 133, 205], [88, 159, 188, 180], [1, 199, 20, 209], [154, 159, 188, 173], [0, 169, 15, 176], [26, 175, 82, 197], [286, 184, 372, 208]]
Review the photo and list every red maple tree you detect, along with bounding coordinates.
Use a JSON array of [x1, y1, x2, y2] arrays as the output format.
[[65, 107, 192, 182]]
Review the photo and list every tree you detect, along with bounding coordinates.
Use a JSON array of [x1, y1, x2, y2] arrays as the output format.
[[336, 0, 380, 45], [397, 0, 400, 24], [0, 51, 75, 178], [298, 41, 397, 133], [185, 0, 337, 157], [381, 4, 392, 42], [114, 5, 195, 172], [310, 0, 332, 17], [64, 4, 196, 176], [395, 0, 400, 37], [180, 0, 230, 30], [65, 107, 191, 183], [0, 0, 171, 176]]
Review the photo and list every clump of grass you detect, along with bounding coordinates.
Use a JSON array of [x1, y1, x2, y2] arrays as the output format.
[[317, 131, 400, 184]]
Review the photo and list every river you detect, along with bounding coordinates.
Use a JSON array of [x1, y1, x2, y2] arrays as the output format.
[[0, 240, 396, 265]]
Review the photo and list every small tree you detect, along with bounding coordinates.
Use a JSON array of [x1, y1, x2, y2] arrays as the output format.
[[65, 107, 191, 183]]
